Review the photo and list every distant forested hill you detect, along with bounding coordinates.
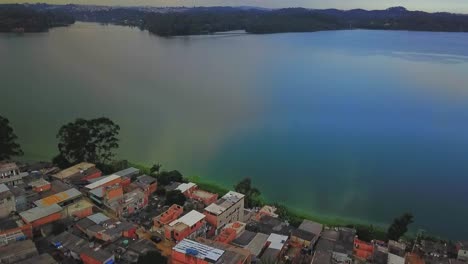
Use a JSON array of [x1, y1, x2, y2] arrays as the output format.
[[2, 4, 468, 35], [0, 4, 75, 32]]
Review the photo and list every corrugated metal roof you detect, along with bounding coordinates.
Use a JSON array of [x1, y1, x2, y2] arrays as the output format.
[[173, 239, 224, 262], [169, 210, 205, 228], [20, 204, 62, 222], [113, 167, 139, 177], [34, 188, 82, 207], [87, 213, 110, 224], [84, 174, 120, 190]]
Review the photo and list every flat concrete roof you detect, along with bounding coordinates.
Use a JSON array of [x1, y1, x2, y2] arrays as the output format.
[[170, 210, 205, 228], [53, 162, 95, 180]]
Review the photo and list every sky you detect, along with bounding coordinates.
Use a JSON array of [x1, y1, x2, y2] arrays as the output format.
[[1, 0, 467, 13]]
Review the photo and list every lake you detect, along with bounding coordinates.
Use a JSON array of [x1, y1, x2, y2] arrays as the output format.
[[2, 22, 468, 239]]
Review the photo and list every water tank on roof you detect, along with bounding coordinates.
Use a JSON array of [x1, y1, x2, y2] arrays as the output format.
[[186, 248, 199, 256]]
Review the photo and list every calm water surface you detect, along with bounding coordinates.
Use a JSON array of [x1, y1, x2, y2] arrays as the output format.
[[2, 22, 468, 238]]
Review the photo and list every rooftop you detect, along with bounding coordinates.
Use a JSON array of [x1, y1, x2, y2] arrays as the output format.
[[34, 188, 82, 207], [84, 174, 120, 190], [113, 167, 139, 177], [136, 175, 156, 185], [205, 191, 244, 215], [170, 210, 205, 228], [298, 219, 323, 236], [291, 228, 317, 242], [0, 239, 37, 259], [53, 162, 96, 180], [16, 253, 57, 264], [247, 215, 294, 236], [245, 232, 269, 257], [173, 239, 225, 262], [20, 204, 62, 222], [267, 233, 288, 250], [0, 162, 18, 172], [176, 182, 196, 193], [50, 231, 87, 254], [28, 178, 50, 188], [82, 248, 114, 262], [231, 230, 257, 247], [88, 213, 110, 224]]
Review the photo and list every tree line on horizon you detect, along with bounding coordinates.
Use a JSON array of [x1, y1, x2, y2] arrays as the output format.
[[0, 113, 415, 241], [2, 4, 468, 35]]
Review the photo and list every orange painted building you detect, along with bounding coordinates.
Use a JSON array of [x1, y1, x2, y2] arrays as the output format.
[[165, 210, 206, 243], [405, 253, 425, 264], [80, 249, 115, 264], [29, 179, 51, 193], [20, 204, 63, 228], [177, 183, 218, 206], [354, 238, 374, 261], [0, 219, 33, 242], [135, 175, 157, 196], [215, 228, 237, 244], [154, 204, 184, 227]]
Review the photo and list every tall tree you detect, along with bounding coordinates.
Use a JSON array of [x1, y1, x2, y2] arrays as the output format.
[[56, 117, 120, 165], [150, 163, 162, 174], [0, 115, 23, 160], [234, 177, 261, 208], [387, 213, 414, 241]]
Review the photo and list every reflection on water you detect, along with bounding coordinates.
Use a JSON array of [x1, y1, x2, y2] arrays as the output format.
[[1, 23, 468, 238]]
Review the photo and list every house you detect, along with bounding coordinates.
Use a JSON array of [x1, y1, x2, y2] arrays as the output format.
[[50, 231, 87, 260], [246, 214, 295, 236], [85, 174, 121, 191], [420, 239, 447, 258], [108, 188, 147, 217], [153, 204, 184, 227], [76, 213, 110, 236], [20, 204, 62, 228], [113, 167, 140, 179], [457, 241, 468, 261], [0, 183, 15, 217], [353, 238, 374, 261], [255, 205, 279, 220], [16, 253, 57, 264], [215, 222, 246, 244], [388, 240, 407, 264], [89, 184, 123, 206], [312, 231, 337, 264], [28, 178, 51, 193], [406, 253, 425, 264], [231, 231, 269, 258], [52, 162, 102, 182], [0, 217, 33, 245], [34, 188, 82, 208], [172, 238, 250, 264], [0, 162, 27, 186], [135, 175, 157, 196], [64, 199, 94, 219], [290, 219, 322, 248], [0, 239, 38, 264], [176, 182, 219, 206], [261, 233, 289, 262], [165, 210, 207, 242], [77, 216, 136, 242], [204, 191, 245, 233], [80, 248, 115, 264]]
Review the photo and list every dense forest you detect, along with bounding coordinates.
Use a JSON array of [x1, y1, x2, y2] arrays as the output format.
[[1, 4, 468, 35], [0, 4, 75, 32]]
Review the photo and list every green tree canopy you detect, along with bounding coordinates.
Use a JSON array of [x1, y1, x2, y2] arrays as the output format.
[[157, 170, 184, 186], [234, 177, 262, 208], [0, 115, 23, 160], [136, 250, 167, 264], [165, 190, 186, 206], [387, 213, 414, 241], [150, 163, 162, 174], [55, 117, 120, 165]]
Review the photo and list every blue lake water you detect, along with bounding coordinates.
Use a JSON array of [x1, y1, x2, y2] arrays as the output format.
[[1, 22, 468, 238]]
